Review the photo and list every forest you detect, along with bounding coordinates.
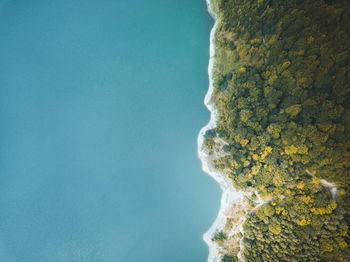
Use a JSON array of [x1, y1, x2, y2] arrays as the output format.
[[205, 0, 350, 261]]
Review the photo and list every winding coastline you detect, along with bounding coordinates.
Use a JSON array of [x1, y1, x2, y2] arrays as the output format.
[[197, 2, 270, 260], [197, 1, 244, 261], [198, 0, 349, 261]]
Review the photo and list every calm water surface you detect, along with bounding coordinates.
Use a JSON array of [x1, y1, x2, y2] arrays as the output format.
[[0, 0, 220, 261]]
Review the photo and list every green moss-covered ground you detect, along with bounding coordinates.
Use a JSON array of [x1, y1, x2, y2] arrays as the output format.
[[205, 0, 350, 261]]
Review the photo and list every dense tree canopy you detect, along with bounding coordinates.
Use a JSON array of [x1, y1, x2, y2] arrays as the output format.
[[205, 0, 350, 261]]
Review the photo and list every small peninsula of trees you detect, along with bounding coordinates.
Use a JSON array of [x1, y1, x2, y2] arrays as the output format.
[[205, 0, 350, 261]]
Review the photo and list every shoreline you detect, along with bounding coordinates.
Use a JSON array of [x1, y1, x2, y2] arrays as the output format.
[[197, 1, 270, 261], [197, 0, 245, 261], [197, 0, 347, 260]]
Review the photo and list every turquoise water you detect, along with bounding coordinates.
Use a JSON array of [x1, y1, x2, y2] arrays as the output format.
[[0, 0, 220, 261]]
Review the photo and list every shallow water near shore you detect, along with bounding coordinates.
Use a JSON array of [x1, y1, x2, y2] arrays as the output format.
[[0, 0, 220, 261]]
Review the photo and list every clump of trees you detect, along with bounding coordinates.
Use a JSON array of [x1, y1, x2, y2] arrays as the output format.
[[222, 255, 237, 262], [205, 0, 350, 261], [213, 231, 227, 241]]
